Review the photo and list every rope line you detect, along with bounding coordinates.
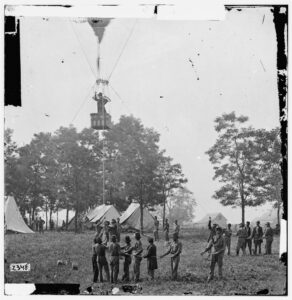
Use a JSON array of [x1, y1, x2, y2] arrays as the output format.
[[107, 19, 137, 81], [70, 81, 96, 124], [69, 20, 97, 79]]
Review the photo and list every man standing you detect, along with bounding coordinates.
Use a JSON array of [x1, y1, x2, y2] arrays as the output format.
[[201, 227, 225, 282], [251, 221, 263, 255], [94, 237, 110, 282], [224, 223, 232, 255], [263, 222, 274, 255], [116, 218, 121, 242], [133, 232, 143, 282], [236, 223, 247, 256], [208, 217, 217, 242], [143, 237, 158, 280], [160, 232, 182, 280], [245, 221, 252, 255], [120, 235, 133, 282], [39, 217, 45, 234], [109, 235, 120, 283], [153, 216, 159, 241], [164, 218, 170, 242], [174, 220, 180, 238]]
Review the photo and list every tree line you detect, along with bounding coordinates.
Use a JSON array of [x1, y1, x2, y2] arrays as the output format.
[[206, 112, 283, 225], [4, 115, 189, 232]]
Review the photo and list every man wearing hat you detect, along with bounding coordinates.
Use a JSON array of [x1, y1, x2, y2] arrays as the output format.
[[120, 235, 133, 282], [160, 232, 182, 280], [236, 223, 248, 256], [133, 232, 143, 282], [263, 222, 274, 255], [251, 221, 263, 255], [201, 227, 225, 282], [143, 237, 158, 280]]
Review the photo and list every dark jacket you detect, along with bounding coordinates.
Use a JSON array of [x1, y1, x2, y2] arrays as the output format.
[[144, 244, 158, 270], [252, 226, 263, 241]]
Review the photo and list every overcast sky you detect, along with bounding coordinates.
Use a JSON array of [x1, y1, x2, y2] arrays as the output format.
[[5, 7, 280, 223]]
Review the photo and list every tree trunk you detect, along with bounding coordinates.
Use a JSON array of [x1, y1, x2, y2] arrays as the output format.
[[45, 204, 48, 231], [277, 203, 280, 226], [74, 209, 78, 233], [49, 208, 53, 230], [162, 193, 166, 227], [66, 207, 69, 231], [241, 196, 245, 225], [139, 180, 144, 233], [56, 207, 59, 228]]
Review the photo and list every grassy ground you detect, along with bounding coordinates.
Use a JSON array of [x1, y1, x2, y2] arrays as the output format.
[[4, 229, 286, 295]]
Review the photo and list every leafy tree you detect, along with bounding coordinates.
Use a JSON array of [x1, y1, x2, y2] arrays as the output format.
[[104, 115, 163, 232], [206, 112, 267, 224], [154, 155, 187, 226], [166, 187, 196, 225], [253, 128, 282, 225]]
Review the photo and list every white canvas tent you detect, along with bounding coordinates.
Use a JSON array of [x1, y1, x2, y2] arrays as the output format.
[[5, 196, 34, 233], [194, 212, 227, 228], [68, 204, 120, 230], [120, 202, 155, 232]]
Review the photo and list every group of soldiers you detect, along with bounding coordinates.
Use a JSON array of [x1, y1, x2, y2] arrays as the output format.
[[92, 217, 182, 284], [25, 216, 45, 233], [203, 218, 275, 282]]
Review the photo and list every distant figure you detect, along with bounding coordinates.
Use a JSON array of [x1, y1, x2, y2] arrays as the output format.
[[174, 220, 180, 238], [103, 221, 110, 243], [208, 217, 217, 242], [245, 221, 252, 255], [39, 217, 45, 234], [164, 219, 170, 241], [160, 232, 182, 280], [23, 216, 28, 225], [92, 236, 99, 283], [133, 232, 143, 282], [251, 221, 263, 255], [120, 235, 133, 282], [201, 227, 225, 282], [94, 237, 110, 282], [49, 219, 55, 231], [263, 222, 274, 255], [224, 223, 232, 255], [62, 220, 66, 230], [35, 217, 40, 232], [109, 235, 120, 283], [110, 219, 118, 240], [154, 216, 159, 241], [236, 223, 247, 256], [144, 237, 158, 280], [116, 218, 121, 242]]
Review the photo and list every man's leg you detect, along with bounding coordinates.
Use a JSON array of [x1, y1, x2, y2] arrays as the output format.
[[172, 256, 180, 280], [104, 262, 110, 282], [236, 241, 240, 256], [92, 258, 99, 283], [217, 254, 223, 279], [248, 240, 252, 255], [98, 263, 103, 282], [208, 255, 216, 282], [254, 241, 258, 255]]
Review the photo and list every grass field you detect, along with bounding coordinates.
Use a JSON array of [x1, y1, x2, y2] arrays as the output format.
[[4, 229, 286, 295]]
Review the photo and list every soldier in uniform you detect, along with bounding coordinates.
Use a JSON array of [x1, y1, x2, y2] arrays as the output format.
[[251, 221, 263, 255], [208, 217, 217, 242], [153, 216, 159, 241], [160, 232, 182, 280], [201, 227, 225, 282], [116, 218, 121, 242], [224, 223, 232, 255], [245, 221, 252, 255], [92, 237, 99, 283], [143, 237, 158, 280], [120, 235, 133, 282], [109, 235, 120, 283], [94, 237, 110, 282], [236, 223, 247, 256], [174, 220, 180, 238], [263, 222, 274, 255], [133, 232, 143, 282], [110, 219, 118, 240], [164, 218, 170, 242]]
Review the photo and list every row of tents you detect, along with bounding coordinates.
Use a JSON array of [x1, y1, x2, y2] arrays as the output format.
[[4, 196, 156, 234]]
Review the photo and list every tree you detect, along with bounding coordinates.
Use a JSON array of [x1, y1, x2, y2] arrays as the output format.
[[206, 112, 267, 224], [104, 115, 164, 232], [166, 187, 196, 224], [253, 128, 282, 225], [155, 155, 187, 226]]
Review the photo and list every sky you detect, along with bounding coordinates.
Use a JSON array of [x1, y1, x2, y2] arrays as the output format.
[[5, 7, 281, 223]]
